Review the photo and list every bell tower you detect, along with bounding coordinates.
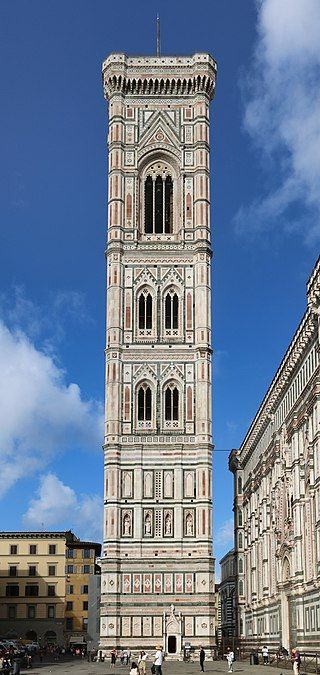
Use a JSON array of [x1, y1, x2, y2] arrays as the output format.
[[100, 52, 217, 656]]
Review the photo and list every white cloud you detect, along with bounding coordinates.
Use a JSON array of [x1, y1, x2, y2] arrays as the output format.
[[0, 319, 103, 498], [235, 0, 320, 242], [215, 517, 234, 548], [0, 286, 90, 350], [23, 473, 102, 541]]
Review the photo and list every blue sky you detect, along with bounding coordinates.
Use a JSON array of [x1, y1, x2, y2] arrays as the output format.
[[0, 0, 319, 571]]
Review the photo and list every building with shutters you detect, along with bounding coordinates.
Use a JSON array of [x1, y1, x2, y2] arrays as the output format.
[[0, 531, 68, 645], [219, 549, 236, 641], [65, 539, 101, 649], [100, 51, 217, 657], [0, 531, 101, 648]]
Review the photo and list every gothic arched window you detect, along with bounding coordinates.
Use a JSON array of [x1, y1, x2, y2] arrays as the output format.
[[138, 385, 152, 421], [138, 291, 152, 330], [165, 292, 179, 330], [144, 172, 173, 234], [165, 385, 179, 421]]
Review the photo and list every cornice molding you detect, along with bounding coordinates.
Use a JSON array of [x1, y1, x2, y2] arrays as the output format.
[[239, 259, 320, 464]]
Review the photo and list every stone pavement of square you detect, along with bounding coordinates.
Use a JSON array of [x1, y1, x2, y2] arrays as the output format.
[[24, 657, 287, 675]]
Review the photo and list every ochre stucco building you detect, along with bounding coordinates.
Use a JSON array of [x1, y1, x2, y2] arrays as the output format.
[[0, 531, 101, 648]]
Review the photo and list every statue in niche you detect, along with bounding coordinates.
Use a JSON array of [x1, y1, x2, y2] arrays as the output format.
[[144, 512, 152, 535], [165, 513, 172, 536], [186, 512, 193, 536], [123, 513, 131, 536]]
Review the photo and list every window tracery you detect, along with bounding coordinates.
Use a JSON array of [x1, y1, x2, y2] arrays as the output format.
[[138, 291, 153, 330], [164, 384, 179, 425], [138, 384, 152, 422], [165, 291, 179, 331], [144, 164, 174, 234]]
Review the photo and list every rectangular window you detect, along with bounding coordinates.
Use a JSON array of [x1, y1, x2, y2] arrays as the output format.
[[29, 545, 37, 555], [67, 585, 74, 594], [8, 605, 16, 619], [27, 605, 36, 619], [49, 544, 56, 555], [25, 585, 39, 597], [83, 601, 88, 610], [66, 618, 73, 630], [83, 565, 90, 574], [67, 549, 74, 558], [48, 565, 56, 576], [6, 585, 19, 597], [81, 585, 88, 594], [66, 601, 73, 611], [10, 545, 18, 555], [9, 566, 17, 577], [83, 549, 91, 558], [47, 585, 56, 597], [47, 605, 55, 619], [67, 565, 74, 574], [29, 565, 36, 577]]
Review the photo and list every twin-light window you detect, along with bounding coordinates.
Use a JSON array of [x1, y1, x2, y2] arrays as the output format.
[[138, 292, 178, 331], [137, 384, 179, 423]]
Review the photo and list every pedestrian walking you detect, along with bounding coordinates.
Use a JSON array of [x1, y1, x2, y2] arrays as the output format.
[[111, 648, 117, 667], [262, 646, 269, 665], [13, 659, 21, 675], [291, 648, 301, 675], [126, 648, 132, 665], [199, 646, 205, 672], [154, 645, 163, 675], [120, 650, 125, 666], [138, 651, 147, 675], [224, 647, 234, 673]]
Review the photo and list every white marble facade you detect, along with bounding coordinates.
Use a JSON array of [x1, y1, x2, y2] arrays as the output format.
[[230, 259, 320, 652], [100, 53, 217, 657]]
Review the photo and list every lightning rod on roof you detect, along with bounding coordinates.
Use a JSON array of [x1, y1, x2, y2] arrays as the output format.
[[156, 14, 161, 57]]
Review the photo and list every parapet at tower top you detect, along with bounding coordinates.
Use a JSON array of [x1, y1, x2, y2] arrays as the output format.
[[102, 52, 217, 101]]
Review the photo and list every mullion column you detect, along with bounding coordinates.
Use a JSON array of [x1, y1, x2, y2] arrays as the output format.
[[162, 176, 165, 233], [152, 177, 156, 234]]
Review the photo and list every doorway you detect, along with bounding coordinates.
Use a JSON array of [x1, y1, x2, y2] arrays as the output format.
[[168, 636, 177, 654]]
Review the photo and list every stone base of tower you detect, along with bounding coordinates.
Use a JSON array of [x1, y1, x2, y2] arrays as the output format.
[[99, 556, 216, 660], [99, 612, 216, 661]]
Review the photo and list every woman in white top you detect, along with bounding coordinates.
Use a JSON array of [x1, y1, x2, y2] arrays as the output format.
[[138, 651, 147, 675], [130, 662, 138, 675]]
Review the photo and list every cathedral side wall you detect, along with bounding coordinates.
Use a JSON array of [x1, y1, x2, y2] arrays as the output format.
[[231, 260, 320, 652]]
